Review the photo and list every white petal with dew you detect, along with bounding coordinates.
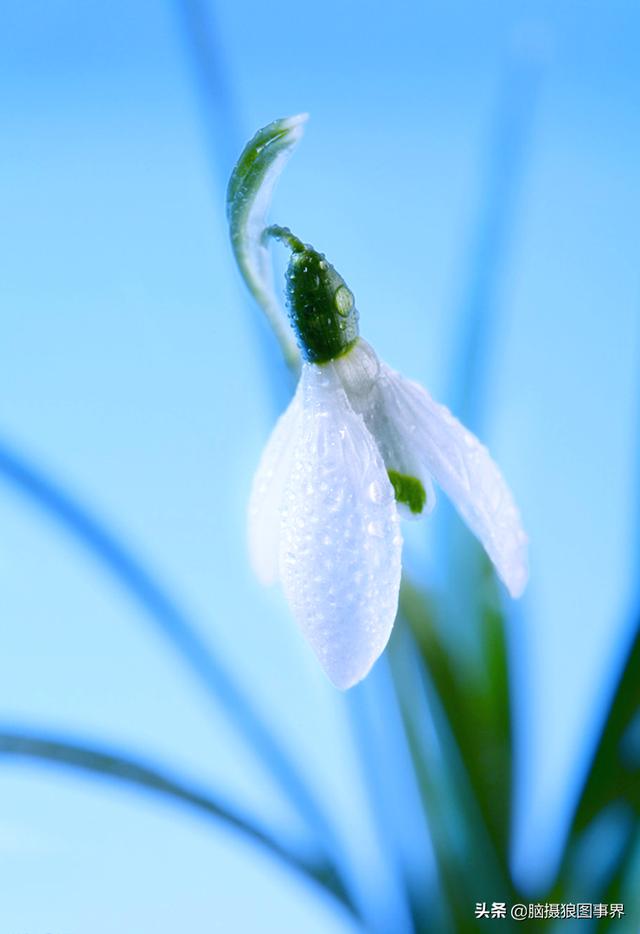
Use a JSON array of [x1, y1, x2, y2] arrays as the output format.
[[377, 366, 529, 597], [248, 386, 304, 585], [279, 364, 403, 689], [333, 339, 436, 519]]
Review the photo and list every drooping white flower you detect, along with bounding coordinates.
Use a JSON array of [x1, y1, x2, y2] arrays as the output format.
[[229, 116, 528, 690], [247, 242, 528, 690]]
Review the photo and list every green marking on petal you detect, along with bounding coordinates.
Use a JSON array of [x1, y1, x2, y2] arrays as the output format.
[[387, 470, 427, 515]]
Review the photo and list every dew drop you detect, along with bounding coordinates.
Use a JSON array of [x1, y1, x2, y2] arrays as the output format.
[[367, 480, 384, 503], [334, 285, 354, 317]]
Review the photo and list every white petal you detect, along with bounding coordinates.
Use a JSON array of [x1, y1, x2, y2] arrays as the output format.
[[377, 366, 529, 598], [248, 385, 303, 585], [279, 363, 402, 689], [333, 339, 436, 519]]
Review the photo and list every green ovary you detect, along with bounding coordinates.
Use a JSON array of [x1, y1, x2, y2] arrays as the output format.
[[268, 226, 360, 364], [387, 470, 427, 515]]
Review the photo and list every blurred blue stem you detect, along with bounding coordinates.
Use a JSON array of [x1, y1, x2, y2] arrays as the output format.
[[449, 39, 542, 434], [439, 38, 543, 655], [0, 439, 338, 859], [0, 727, 358, 919], [172, 0, 241, 180], [345, 662, 432, 933]]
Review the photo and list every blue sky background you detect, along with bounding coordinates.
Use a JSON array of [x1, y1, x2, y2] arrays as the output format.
[[0, 0, 638, 930]]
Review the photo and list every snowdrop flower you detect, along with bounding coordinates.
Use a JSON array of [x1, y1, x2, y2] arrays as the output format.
[[229, 115, 528, 690]]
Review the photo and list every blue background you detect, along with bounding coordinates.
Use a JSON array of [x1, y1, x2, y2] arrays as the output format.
[[0, 0, 638, 930]]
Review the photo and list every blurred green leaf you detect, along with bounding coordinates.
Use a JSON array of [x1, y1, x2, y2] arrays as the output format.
[[0, 728, 358, 920], [388, 613, 518, 933], [399, 556, 513, 866], [595, 825, 640, 932], [572, 618, 640, 831], [553, 615, 640, 908]]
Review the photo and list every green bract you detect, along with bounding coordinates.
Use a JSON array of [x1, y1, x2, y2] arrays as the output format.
[[227, 114, 361, 367], [226, 114, 308, 369]]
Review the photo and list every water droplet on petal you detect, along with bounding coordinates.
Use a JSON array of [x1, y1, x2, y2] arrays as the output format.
[[367, 480, 384, 503]]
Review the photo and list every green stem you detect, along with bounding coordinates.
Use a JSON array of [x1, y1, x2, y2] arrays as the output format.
[[265, 224, 306, 254]]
